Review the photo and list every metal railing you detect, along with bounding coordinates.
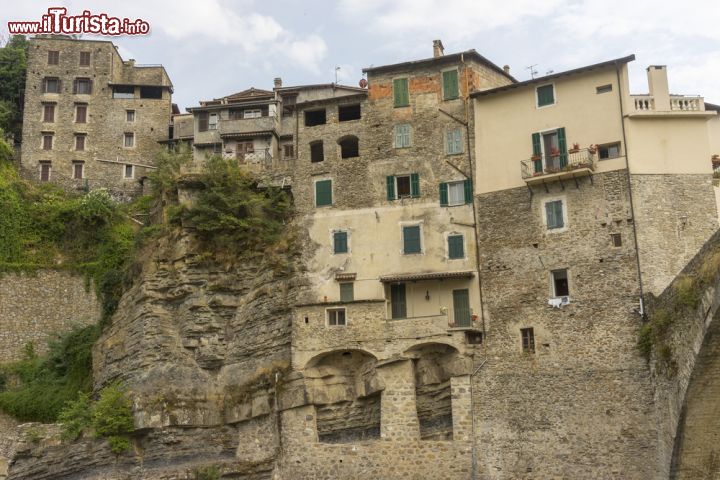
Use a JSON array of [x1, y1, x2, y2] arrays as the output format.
[[520, 148, 596, 180]]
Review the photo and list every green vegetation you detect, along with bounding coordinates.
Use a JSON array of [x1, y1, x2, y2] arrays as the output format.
[[0, 36, 28, 138], [194, 465, 221, 480]]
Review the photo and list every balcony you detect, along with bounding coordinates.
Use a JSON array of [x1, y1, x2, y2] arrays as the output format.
[[218, 116, 275, 136], [630, 95, 714, 118], [520, 148, 596, 185]]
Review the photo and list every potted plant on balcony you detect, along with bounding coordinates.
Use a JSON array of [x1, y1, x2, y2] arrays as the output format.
[[531, 153, 541, 161], [550, 147, 561, 157], [568, 142, 580, 154], [588, 144, 598, 154]]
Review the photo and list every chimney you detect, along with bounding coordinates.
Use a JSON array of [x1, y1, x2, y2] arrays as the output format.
[[647, 65, 670, 110], [433, 39, 444, 58], [125, 59, 135, 67], [274, 77, 282, 88], [503, 65, 511, 75]]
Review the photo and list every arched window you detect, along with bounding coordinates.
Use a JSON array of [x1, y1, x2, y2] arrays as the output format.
[[338, 136, 359, 159]]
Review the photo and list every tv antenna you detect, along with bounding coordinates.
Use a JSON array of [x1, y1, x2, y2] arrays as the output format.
[[526, 64, 538, 79], [334, 66, 341, 84]]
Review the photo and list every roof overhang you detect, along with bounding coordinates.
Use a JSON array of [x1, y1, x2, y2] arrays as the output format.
[[379, 271, 475, 283]]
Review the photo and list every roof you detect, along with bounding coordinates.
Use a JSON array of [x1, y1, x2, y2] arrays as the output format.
[[705, 102, 720, 112], [363, 49, 515, 82], [471, 54, 636, 98], [276, 83, 366, 93], [225, 88, 274, 101], [379, 271, 475, 283]]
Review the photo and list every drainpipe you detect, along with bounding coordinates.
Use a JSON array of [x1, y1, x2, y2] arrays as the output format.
[[615, 61, 646, 317]]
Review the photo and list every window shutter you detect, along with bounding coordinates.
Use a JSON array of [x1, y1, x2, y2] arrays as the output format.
[[403, 125, 410, 146], [403, 226, 421, 254], [386, 175, 395, 200], [88, 79, 93, 94], [393, 78, 408, 107], [464, 179, 473, 204], [443, 70, 459, 99], [439, 182, 448, 206], [333, 231, 348, 253], [199, 113, 208, 132], [395, 126, 403, 147], [340, 283, 354, 302], [315, 180, 332, 207], [546, 201, 564, 229], [532, 133, 542, 173], [448, 235, 464, 259], [72, 79, 78, 94], [410, 173, 420, 198], [557, 127, 568, 167]]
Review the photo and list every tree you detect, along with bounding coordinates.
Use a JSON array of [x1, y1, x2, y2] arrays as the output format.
[[0, 35, 28, 139]]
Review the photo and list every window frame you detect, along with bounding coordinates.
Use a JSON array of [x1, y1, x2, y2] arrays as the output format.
[[126, 110, 136, 122], [283, 144, 295, 159], [304, 109, 327, 127], [598, 142, 622, 160], [394, 123, 411, 148], [43, 77, 60, 94], [332, 230, 349, 254], [395, 174, 413, 198], [42, 104, 55, 122], [447, 233, 465, 260], [536, 83, 556, 108], [521, 327, 535, 354], [310, 140, 324, 163], [79, 51, 91, 67], [73, 77, 92, 95], [551, 269, 570, 298], [338, 104, 361, 122], [596, 84, 613, 94], [112, 85, 135, 99], [123, 164, 135, 179], [326, 307, 347, 327], [446, 180, 465, 206], [401, 223, 423, 255], [314, 178, 333, 207], [542, 197, 567, 232], [74, 134, 86, 151], [243, 109, 262, 119], [123, 132, 135, 148], [393, 77, 410, 107], [339, 282, 354, 303], [42, 134, 53, 151], [72, 161, 84, 180], [441, 68, 460, 100], [39, 162, 52, 182], [47, 50, 59, 65], [75, 104, 87, 123], [445, 128, 463, 155], [208, 113, 218, 130], [610, 233, 622, 247]]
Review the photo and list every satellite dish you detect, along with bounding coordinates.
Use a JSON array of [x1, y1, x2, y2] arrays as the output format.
[[359, 78, 368, 88]]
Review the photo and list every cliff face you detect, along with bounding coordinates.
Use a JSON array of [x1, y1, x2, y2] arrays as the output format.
[[7, 229, 306, 479]]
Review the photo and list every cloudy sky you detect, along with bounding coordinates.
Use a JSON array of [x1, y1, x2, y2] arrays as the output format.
[[3, 0, 720, 111]]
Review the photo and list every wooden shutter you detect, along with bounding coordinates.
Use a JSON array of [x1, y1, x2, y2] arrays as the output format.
[[340, 283, 354, 302], [532, 132, 542, 173], [403, 226, 421, 254], [410, 173, 420, 198], [557, 127, 568, 167], [315, 180, 332, 207], [333, 231, 348, 253], [443, 70, 459, 99], [448, 235, 464, 259], [452, 289, 471, 327], [439, 182, 448, 206], [464, 179, 473, 204], [76, 105, 87, 123], [537, 85, 554, 106], [391, 283, 407, 319], [386, 175, 395, 200], [546, 201, 564, 229], [393, 78, 409, 107]]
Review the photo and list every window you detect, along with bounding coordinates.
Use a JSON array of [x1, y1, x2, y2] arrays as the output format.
[[315, 179, 332, 207], [340, 283, 354, 302], [79, 51, 91, 66], [126, 110, 136, 122], [283, 144, 294, 158], [310, 141, 324, 162], [442, 69, 459, 100], [439, 179, 472, 206], [124, 164, 134, 179], [536, 84, 555, 107], [327, 308, 346, 326], [42, 134, 53, 150], [198, 112, 209, 132], [140, 86, 162, 99], [236, 141, 254, 162], [446, 129, 463, 155], [43, 104, 55, 122], [243, 109, 262, 119], [43, 77, 60, 93], [551, 269, 569, 297], [521, 328, 535, 353], [393, 78, 409, 107], [391, 283, 407, 319], [124, 133, 135, 148], [208, 113, 218, 130], [333, 231, 348, 254], [75, 135, 85, 151], [394, 124, 411, 148], [531, 128, 568, 172], [545, 200, 564, 230], [75, 105, 87, 123], [387, 174, 420, 200], [339, 136, 359, 159], [39, 162, 51, 182], [599, 143, 621, 160], [112, 85, 135, 99], [73, 78, 92, 94], [305, 109, 326, 126], [403, 225, 422, 254], [72, 162, 84, 180], [611, 233, 622, 247], [596, 84, 613, 94], [338, 104, 361, 121], [448, 234, 464, 259], [47, 51, 59, 65]]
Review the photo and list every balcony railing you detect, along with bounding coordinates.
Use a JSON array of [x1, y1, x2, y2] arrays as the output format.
[[521, 148, 596, 181], [631, 95, 705, 112], [218, 116, 275, 136], [234, 148, 291, 172]]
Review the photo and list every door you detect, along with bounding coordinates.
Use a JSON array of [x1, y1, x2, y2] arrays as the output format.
[[391, 283, 407, 319], [543, 131, 560, 170], [453, 289, 471, 327], [236, 142, 254, 163]]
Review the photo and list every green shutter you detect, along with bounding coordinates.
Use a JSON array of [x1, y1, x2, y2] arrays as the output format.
[[464, 179, 473, 204], [315, 180, 332, 207], [403, 226, 421, 254], [340, 282, 354, 302], [546, 200, 564, 229], [439, 182, 448, 206], [391, 283, 407, 319], [395, 125, 403, 147], [393, 78, 409, 107], [537, 84, 554, 107], [532, 132, 542, 173], [557, 127, 568, 167], [386, 175, 395, 200], [452, 289, 471, 327], [448, 235, 464, 259], [410, 173, 420, 198], [333, 231, 348, 253], [443, 70, 459, 100]]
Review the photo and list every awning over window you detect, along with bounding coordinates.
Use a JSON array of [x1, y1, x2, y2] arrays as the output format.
[[379, 271, 475, 283]]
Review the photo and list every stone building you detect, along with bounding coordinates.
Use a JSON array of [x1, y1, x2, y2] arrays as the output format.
[[20, 35, 173, 200]]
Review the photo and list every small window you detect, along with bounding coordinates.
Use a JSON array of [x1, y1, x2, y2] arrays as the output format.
[[396, 175, 412, 198], [338, 104, 361, 121], [305, 109, 326, 127], [310, 141, 324, 163], [198, 112, 209, 132], [75, 135, 85, 151], [315, 179, 332, 207], [393, 78, 409, 107], [126, 110, 136, 122], [536, 84, 555, 107], [47, 51, 59, 65], [42, 134, 53, 150], [611, 233, 622, 247], [333, 231, 348, 254], [599, 143, 621, 160], [339, 283, 354, 302], [387, 174, 420, 200], [72, 162, 84, 180], [43, 77, 60, 94], [448, 234, 464, 259], [75, 105, 87, 123], [545, 200, 564, 230], [551, 269, 569, 297], [596, 84, 613, 94], [391, 283, 407, 319], [521, 328, 535, 353], [112, 85, 134, 99], [403, 225, 422, 254], [124, 133, 135, 148], [208, 113, 218, 130], [446, 129, 463, 155], [327, 308, 346, 326], [339, 136, 359, 159], [243, 109, 262, 119], [79, 51, 91, 67], [283, 144, 294, 158], [124, 164, 134, 179], [446, 181, 467, 206], [43, 104, 55, 122], [140, 86, 162, 99], [39, 162, 51, 182], [442, 69, 459, 100], [395, 124, 411, 148], [73, 78, 92, 95]]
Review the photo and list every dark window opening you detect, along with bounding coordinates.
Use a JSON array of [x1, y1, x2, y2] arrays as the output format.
[[43, 77, 60, 94], [305, 109, 327, 126], [552, 269, 569, 297], [310, 141, 324, 162], [73, 162, 84, 180], [283, 144, 294, 158], [140, 86, 163, 99], [42, 135, 52, 150], [43, 104, 55, 122], [537, 84, 555, 107], [198, 112, 209, 132], [40, 162, 51, 182], [396, 175, 411, 197], [112, 85, 134, 99], [339, 136, 359, 159], [327, 308, 346, 326], [391, 283, 407, 319], [596, 84, 613, 94], [521, 328, 535, 353], [333, 231, 348, 254], [338, 104, 361, 121], [75, 135, 85, 151], [124, 164, 134, 178], [466, 331, 483, 345], [47, 51, 59, 65], [611, 233, 622, 247], [75, 105, 87, 123], [599, 143, 621, 160]]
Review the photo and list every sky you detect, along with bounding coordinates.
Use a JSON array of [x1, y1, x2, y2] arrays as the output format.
[[2, 0, 720, 111]]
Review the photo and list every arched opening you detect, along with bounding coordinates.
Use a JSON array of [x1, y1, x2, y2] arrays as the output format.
[[338, 136, 359, 159]]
